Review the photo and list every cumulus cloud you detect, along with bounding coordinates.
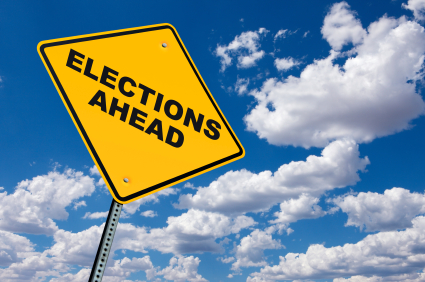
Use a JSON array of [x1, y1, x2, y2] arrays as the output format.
[[215, 28, 268, 71], [176, 139, 369, 215], [0, 253, 66, 282], [0, 231, 35, 266], [245, 12, 425, 148], [166, 209, 254, 240], [17, 256, 154, 282], [64, 256, 205, 282], [235, 77, 250, 95], [231, 229, 283, 271], [141, 210, 158, 218], [141, 209, 255, 254], [219, 256, 235, 263], [274, 57, 300, 71], [273, 29, 288, 41], [47, 224, 104, 266], [321, 2, 366, 50], [156, 256, 208, 282], [122, 188, 178, 216], [97, 178, 106, 188], [49, 268, 91, 282], [89, 165, 101, 176], [332, 188, 425, 232], [269, 193, 326, 232], [73, 200, 86, 210], [104, 256, 155, 280], [83, 211, 108, 219], [403, 0, 425, 21], [58, 256, 208, 282], [333, 271, 425, 282], [45, 209, 255, 265], [248, 216, 425, 281], [0, 169, 95, 235], [273, 29, 298, 42]]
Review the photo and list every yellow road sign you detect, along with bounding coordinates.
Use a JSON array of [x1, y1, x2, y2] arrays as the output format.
[[38, 24, 244, 204]]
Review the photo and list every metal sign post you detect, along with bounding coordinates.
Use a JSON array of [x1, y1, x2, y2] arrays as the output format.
[[88, 199, 122, 282]]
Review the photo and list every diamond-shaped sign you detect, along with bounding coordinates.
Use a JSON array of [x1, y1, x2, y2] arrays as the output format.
[[38, 24, 244, 204]]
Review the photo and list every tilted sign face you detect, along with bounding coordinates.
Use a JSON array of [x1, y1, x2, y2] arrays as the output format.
[[38, 24, 245, 204]]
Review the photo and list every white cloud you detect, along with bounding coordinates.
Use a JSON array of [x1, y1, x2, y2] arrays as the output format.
[[258, 28, 269, 34], [269, 194, 326, 232], [83, 211, 108, 219], [334, 270, 425, 282], [141, 210, 158, 218], [219, 256, 235, 263], [321, 2, 366, 51], [274, 57, 300, 71], [73, 200, 86, 210], [89, 165, 101, 176], [231, 229, 283, 271], [40, 256, 155, 282], [165, 209, 254, 239], [98, 178, 106, 186], [45, 227, 155, 278], [176, 139, 369, 215], [248, 216, 425, 281], [403, 0, 425, 21], [274, 29, 298, 42], [47, 224, 103, 266], [46, 209, 255, 262], [49, 268, 91, 282], [286, 228, 294, 235], [0, 169, 95, 235], [104, 256, 155, 280], [215, 46, 232, 72], [215, 28, 268, 71], [274, 29, 288, 41], [335, 276, 383, 282], [156, 256, 208, 282], [122, 188, 178, 216], [332, 187, 425, 232], [245, 12, 425, 148], [184, 182, 196, 189], [235, 77, 250, 95], [160, 209, 254, 253], [0, 231, 35, 266], [238, 51, 265, 69], [0, 253, 153, 282], [0, 253, 65, 282]]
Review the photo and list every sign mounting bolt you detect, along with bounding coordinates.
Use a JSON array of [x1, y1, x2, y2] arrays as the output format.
[[162, 43, 167, 48], [123, 178, 129, 183]]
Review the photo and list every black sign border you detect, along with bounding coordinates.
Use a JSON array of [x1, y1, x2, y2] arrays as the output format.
[[39, 24, 244, 202]]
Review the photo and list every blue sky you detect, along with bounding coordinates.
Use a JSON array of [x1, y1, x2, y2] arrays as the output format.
[[1, 0, 425, 281]]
